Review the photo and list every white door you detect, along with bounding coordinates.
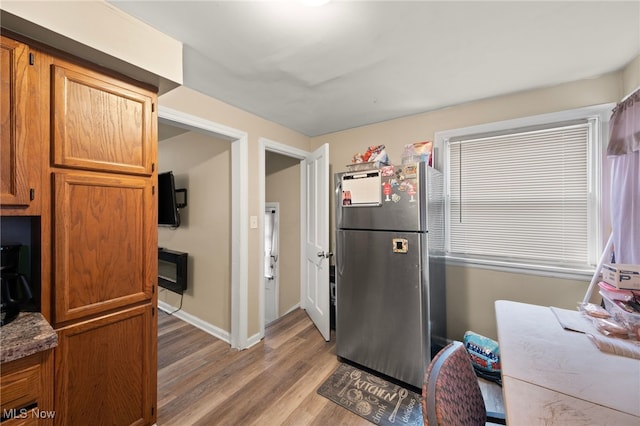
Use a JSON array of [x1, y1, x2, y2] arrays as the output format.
[[304, 143, 330, 341], [264, 203, 279, 325]]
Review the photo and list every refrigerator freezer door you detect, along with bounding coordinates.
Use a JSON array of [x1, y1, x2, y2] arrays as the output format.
[[336, 163, 433, 232], [336, 229, 430, 388]]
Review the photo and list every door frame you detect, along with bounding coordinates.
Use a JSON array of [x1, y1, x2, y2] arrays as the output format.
[[158, 106, 249, 349], [258, 137, 309, 339]]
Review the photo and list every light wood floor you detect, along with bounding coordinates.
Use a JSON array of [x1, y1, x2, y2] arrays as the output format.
[[157, 308, 372, 425]]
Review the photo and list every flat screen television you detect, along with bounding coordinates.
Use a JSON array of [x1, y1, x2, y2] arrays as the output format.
[[158, 171, 180, 227]]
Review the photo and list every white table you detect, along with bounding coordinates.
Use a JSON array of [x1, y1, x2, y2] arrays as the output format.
[[495, 300, 640, 425]]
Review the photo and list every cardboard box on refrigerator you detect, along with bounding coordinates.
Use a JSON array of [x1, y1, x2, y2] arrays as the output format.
[[602, 264, 640, 290]]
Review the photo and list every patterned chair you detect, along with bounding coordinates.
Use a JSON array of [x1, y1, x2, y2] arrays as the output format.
[[422, 341, 506, 426]]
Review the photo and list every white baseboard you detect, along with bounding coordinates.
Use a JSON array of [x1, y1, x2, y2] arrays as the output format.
[[241, 304, 301, 349], [282, 303, 300, 317], [158, 301, 231, 344], [245, 332, 262, 349]]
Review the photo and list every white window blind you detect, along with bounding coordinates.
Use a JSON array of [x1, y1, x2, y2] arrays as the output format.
[[447, 121, 593, 268]]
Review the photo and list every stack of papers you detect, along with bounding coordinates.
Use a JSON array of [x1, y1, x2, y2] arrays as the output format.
[[550, 306, 640, 360], [587, 334, 640, 360]]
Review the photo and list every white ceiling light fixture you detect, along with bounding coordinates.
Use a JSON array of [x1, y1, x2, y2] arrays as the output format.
[[297, 0, 331, 7]]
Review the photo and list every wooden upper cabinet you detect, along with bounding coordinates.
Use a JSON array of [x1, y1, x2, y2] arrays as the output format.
[[1, 36, 35, 209], [53, 171, 155, 323], [51, 60, 156, 176]]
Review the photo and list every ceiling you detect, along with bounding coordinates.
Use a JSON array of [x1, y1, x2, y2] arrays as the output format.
[[109, 1, 640, 137]]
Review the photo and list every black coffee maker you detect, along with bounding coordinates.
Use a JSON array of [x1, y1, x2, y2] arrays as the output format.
[[1, 244, 33, 326]]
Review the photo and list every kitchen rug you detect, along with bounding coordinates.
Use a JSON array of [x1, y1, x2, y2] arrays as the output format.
[[317, 363, 422, 425]]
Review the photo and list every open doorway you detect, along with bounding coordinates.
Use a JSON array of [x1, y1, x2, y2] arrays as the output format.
[[158, 106, 249, 349], [156, 122, 231, 330], [259, 140, 305, 339], [263, 152, 302, 328], [259, 138, 331, 341]]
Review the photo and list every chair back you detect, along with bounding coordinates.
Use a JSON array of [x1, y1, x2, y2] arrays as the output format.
[[422, 341, 487, 426]]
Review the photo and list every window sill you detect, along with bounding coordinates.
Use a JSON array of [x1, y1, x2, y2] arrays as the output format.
[[445, 255, 595, 281]]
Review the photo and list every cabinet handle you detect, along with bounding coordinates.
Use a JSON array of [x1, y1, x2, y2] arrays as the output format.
[[30, 188, 35, 201]]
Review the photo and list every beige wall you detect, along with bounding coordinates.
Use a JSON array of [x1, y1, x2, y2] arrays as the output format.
[[311, 71, 626, 341], [311, 72, 623, 169], [157, 131, 232, 330], [266, 154, 302, 316], [622, 55, 640, 95], [159, 86, 311, 337], [157, 58, 636, 340], [446, 266, 588, 341], [157, 132, 304, 333]]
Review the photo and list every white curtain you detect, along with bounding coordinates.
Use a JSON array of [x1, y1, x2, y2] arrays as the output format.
[[608, 90, 640, 264], [264, 211, 275, 278]]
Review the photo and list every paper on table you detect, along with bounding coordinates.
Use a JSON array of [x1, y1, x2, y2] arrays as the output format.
[[587, 334, 640, 360], [550, 306, 595, 333]]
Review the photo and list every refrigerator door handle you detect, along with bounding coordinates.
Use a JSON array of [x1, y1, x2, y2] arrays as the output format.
[[335, 180, 343, 227]]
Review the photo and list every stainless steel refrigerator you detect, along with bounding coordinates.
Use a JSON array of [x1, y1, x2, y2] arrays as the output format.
[[335, 162, 446, 389]]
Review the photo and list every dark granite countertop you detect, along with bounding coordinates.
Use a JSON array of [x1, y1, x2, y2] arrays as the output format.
[[1, 312, 58, 364]]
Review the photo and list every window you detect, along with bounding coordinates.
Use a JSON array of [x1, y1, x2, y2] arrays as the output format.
[[435, 105, 613, 277]]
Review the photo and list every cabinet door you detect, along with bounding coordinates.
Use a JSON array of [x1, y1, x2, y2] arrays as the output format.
[[54, 305, 155, 426], [1, 36, 32, 207], [53, 171, 155, 323], [0, 351, 54, 426], [51, 59, 156, 176]]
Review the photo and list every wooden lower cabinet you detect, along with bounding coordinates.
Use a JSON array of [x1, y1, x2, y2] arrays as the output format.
[[54, 305, 156, 426], [0, 351, 54, 426]]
